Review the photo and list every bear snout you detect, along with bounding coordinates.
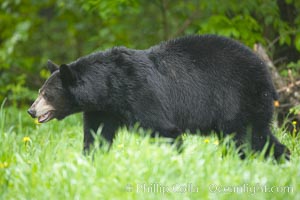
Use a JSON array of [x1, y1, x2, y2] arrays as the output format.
[[27, 108, 36, 118]]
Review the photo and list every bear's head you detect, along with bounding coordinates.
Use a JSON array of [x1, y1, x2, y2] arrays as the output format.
[[27, 60, 80, 123]]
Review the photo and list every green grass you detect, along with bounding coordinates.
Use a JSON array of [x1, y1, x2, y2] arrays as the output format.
[[0, 104, 300, 200]]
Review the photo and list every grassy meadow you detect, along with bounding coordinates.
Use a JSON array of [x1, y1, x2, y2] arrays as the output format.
[[0, 103, 300, 200]]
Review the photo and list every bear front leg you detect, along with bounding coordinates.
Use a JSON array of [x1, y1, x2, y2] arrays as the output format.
[[83, 111, 120, 154]]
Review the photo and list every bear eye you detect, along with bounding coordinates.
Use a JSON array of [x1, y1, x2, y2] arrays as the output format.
[[44, 93, 54, 102]]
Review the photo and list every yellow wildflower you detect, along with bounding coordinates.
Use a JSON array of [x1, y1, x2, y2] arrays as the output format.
[[213, 140, 219, 145], [34, 119, 41, 125], [292, 121, 297, 135], [0, 162, 8, 169], [23, 136, 31, 143], [204, 139, 210, 143], [117, 144, 124, 149]]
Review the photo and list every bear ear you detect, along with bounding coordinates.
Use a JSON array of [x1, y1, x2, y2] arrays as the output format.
[[47, 60, 59, 74], [59, 64, 76, 86]]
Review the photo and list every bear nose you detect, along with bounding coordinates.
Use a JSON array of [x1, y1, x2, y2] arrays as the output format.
[[27, 109, 36, 118]]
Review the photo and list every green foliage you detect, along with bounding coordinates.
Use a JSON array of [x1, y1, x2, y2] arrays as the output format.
[[0, 21, 31, 68], [80, 0, 139, 20], [0, 0, 300, 106], [199, 15, 263, 46], [288, 60, 300, 76], [280, 60, 300, 77], [0, 106, 300, 199], [290, 105, 300, 116]]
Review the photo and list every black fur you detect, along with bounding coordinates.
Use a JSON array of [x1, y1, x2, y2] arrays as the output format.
[[35, 35, 290, 159]]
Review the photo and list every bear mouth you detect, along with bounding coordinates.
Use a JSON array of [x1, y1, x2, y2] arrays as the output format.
[[38, 111, 54, 123]]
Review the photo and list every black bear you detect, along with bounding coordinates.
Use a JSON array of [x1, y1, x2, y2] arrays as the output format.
[[28, 35, 289, 159]]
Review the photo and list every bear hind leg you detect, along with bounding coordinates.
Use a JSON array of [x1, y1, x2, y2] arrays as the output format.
[[251, 127, 290, 160]]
